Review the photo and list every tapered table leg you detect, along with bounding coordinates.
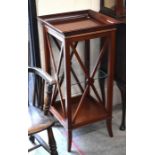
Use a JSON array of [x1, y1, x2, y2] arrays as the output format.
[[106, 30, 116, 137], [64, 40, 72, 152]]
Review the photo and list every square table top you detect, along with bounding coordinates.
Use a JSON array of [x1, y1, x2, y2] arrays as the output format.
[[38, 9, 120, 37]]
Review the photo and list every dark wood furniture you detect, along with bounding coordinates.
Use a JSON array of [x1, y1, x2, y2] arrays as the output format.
[[100, 0, 126, 130], [100, 0, 126, 19], [28, 0, 41, 67], [28, 67, 58, 155], [38, 10, 120, 152]]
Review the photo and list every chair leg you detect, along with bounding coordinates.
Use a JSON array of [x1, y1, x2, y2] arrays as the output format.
[[47, 127, 58, 155], [117, 82, 126, 130], [120, 91, 126, 130], [67, 129, 72, 152]]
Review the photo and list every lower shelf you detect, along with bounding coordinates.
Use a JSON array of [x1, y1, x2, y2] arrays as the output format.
[[50, 95, 110, 129]]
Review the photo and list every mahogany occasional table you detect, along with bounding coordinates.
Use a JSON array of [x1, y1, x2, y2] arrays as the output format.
[[38, 10, 119, 152]]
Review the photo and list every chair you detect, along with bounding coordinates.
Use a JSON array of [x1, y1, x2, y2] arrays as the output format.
[[28, 67, 58, 155]]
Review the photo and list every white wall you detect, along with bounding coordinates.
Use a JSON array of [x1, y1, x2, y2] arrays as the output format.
[[36, 0, 100, 16]]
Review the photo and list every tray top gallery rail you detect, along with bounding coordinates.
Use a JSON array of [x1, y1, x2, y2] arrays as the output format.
[[38, 9, 120, 37]]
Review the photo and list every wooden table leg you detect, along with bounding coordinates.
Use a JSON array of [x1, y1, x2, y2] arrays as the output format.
[[106, 30, 116, 137], [43, 26, 51, 74], [64, 40, 72, 152]]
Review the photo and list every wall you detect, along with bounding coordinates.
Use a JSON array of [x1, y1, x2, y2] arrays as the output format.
[[36, 0, 100, 16]]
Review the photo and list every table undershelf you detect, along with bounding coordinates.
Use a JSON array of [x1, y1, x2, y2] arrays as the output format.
[[50, 95, 109, 129]]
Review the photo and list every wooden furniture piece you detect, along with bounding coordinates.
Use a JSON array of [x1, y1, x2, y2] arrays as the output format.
[[28, 0, 41, 67], [100, 0, 126, 19], [100, 0, 126, 130], [28, 67, 58, 155], [38, 10, 119, 152]]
